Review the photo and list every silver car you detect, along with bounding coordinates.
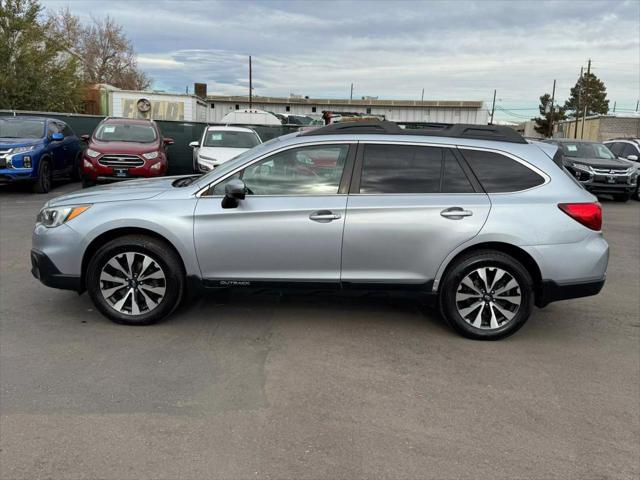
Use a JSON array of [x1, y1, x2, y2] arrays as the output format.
[[32, 121, 609, 340]]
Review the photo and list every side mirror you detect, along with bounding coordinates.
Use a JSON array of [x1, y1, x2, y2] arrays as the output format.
[[627, 154, 638, 162], [51, 132, 64, 141], [189, 141, 199, 148], [221, 179, 247, 209], [163, 137, 174, 146], [81, 134, 90, 142]]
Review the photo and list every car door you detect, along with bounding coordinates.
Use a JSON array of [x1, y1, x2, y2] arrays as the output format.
[[193, 142, 355, 284], [45, 121, 65, 173], [341, 142, 490, 286]]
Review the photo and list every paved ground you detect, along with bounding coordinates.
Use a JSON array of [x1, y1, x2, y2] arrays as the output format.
[[1, 182, 638, 480]]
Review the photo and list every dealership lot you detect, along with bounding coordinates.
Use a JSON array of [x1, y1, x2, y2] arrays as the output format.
[[1, 183, 638, 479]]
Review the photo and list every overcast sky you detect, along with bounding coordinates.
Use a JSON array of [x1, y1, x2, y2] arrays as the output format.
[[42, 0, 639, 121]]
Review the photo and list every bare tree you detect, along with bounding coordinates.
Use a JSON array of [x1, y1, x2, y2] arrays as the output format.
[[48, 8, 151, 90]]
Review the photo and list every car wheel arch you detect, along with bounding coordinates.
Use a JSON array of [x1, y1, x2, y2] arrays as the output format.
[[80, 227, 187, 292], [436, 241, 543, 303]]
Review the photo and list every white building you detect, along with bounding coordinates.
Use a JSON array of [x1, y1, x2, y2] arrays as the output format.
[[206, 95, 487, 125]]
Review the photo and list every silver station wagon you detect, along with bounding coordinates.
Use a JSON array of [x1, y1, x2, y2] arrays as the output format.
[[32, 121, 609, 339]]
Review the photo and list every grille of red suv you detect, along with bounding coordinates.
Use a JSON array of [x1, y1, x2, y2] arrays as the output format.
[[99, 154, 144, 167]]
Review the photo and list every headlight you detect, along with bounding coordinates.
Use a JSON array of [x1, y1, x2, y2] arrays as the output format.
[[142, 151, 159, 160], [36, 205, 91, 228], [199, 154, 217, 162], [86, 149, 101, 158], [571, 163, 592, 171], [11, 145, 35, 154]]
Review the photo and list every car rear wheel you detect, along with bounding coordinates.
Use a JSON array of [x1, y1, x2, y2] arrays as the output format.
[[33, 159, 52, 193], [440, 250, 534, 340], [86, 235, 184, 325]]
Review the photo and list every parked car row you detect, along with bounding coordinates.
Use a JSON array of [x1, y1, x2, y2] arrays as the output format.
[[543, 138, 639, 202]]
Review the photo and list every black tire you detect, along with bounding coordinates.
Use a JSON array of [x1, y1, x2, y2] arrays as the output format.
[[82, 176, 96, 188], [32, 158, 52, 193], [439, 250, 534, 340], [70, 153, 82, 182], [613, 193, 631, 202], [86, 235, 185, 325]]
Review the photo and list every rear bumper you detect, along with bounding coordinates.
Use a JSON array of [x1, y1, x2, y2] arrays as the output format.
[[31, 249, 82, 292], [537, 278, 605, 307]]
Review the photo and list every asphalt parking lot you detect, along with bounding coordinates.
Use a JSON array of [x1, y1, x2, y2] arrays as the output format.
[[0, 182, 638, 479]]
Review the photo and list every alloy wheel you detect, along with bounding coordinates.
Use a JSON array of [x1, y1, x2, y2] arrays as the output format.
[[99, 252, 166, 315], [455, 266, 521, 330]]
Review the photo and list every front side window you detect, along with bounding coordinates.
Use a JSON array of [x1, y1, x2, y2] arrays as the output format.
[[622, 143, 639, 158], [203, 130, 260, 148], [359, 144, 442, 194], [607, 142, 624, 156], [212, 144, 349, 196], [94, 123, 157, 143], [0, 119, 45, 139], [462, 150, 545, 193]]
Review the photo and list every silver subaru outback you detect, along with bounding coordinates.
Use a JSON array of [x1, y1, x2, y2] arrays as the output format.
[[31, 122, 609, 340]]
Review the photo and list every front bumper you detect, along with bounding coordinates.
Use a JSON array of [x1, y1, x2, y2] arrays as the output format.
[[83, 155, 167, 181], [31, 249, 82, 291], [0, 168, 36, 184]]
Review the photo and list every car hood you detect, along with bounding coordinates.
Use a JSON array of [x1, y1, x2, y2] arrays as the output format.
[[47, 175, 191, 207], [89, 139, 160, 155], [565, 156, 632, 169], [198, 146, 248, 163], [0, 138, 42, 149]]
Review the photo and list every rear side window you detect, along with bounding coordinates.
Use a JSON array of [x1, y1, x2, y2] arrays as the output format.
[[442, 150, 474, 193], [462, 150, 545, 193], [359, 144, 442, 193]]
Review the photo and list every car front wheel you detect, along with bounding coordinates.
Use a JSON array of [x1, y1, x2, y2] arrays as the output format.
[[440, 250, 534, 340], [86, 235, 184, 325]]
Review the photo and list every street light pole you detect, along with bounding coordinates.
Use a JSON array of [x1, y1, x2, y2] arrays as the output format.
[[489, 89, 496, 125]]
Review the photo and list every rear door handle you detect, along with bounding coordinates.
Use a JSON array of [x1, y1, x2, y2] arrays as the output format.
[[440, 207, 473, 219], [309, 210, 341, 222]]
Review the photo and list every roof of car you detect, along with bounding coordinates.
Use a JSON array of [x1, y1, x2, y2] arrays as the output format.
[[206, 125, 258, 133], [299, 120, 527, 144], [101, 117, 155, 125]]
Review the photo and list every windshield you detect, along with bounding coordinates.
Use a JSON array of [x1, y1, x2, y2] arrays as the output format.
[[560, 142, 616, 160], [0, 119, 45, 139], [203, 130, 260, 148], [94, 123, 157, 143]]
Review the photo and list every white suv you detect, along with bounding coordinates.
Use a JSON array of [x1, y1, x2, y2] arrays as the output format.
[[190, 126, 261, 172]]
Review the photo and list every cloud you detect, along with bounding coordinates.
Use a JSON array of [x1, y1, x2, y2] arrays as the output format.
[[41, 0, 640, 120]]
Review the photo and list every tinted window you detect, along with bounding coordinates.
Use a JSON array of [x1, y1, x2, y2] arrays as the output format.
[[360, 144, 442, 194], [203, 130, 260, 148], [462, 150, 545, 193], [622, 143, 639, 158], [607, 142, 624, 156], [235, 144, 349, 195], [62, 124, 74, 137], [442, 151, 474, 193]]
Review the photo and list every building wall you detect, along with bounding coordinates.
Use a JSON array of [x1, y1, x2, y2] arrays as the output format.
[[558, 116, 640, 141], [207, 100, 487, 124]]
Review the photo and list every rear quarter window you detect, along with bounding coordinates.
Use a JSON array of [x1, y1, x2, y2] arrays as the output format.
[[461, 149, 545, 193]]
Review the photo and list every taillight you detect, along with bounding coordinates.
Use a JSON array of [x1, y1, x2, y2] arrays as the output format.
[[558, 203, 602, 231]]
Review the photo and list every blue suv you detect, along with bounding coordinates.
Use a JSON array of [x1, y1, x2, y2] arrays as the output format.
[[0, 116, 84, 193]]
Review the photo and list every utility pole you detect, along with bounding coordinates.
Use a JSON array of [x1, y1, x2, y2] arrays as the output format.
[[613, 101, 616, 113], [574, 66, 583, 139], [489, 89, 496, 125], [548, 79, 556, 138], [249, 56, 252, 109], [636, 100, 639, 111], [581, 59, 591, 139], [421, 88, 424, 102], [350, 83, 353, 101]]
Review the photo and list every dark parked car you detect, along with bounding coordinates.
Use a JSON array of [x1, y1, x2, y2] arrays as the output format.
[[545, 139, 638, 202], [81, 118, 173, 187], [603, 138, 640, 200], [0, 116, 84, 193]]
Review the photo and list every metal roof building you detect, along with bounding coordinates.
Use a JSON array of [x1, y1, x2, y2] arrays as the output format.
[[206, 95, 488, 124]]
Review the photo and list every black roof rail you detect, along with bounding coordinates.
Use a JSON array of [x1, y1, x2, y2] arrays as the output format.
[[300, 120, 527, 144]]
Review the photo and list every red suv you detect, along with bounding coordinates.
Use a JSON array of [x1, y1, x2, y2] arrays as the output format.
[[81, 118, 173, 187]]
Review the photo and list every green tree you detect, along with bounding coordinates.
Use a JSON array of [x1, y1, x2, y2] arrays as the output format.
[[533, 93, 566, 136], [0, 0, 84, 111], [564, 71, 609, 118]]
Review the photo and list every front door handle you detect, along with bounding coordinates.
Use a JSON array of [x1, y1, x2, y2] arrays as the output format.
[[309, 210, 341, 222], [440, 207, 473, 219]]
